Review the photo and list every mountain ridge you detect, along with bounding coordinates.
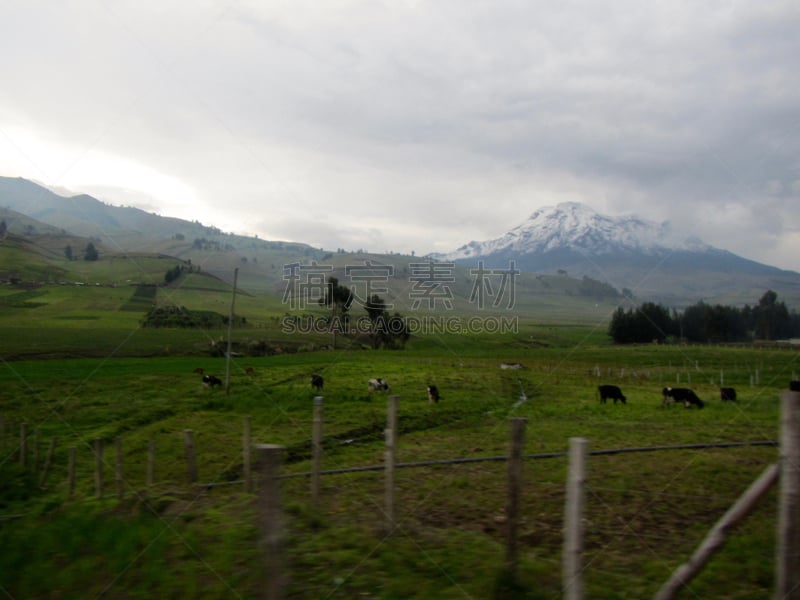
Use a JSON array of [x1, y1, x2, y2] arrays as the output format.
[[429, 201, 799, 305], [2, 176, 799, 307]]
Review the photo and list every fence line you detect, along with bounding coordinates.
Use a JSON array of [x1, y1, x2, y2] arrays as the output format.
[[2, 412, 776, 489], [272, 439, 777, 481], [3, 393, 795, 599]]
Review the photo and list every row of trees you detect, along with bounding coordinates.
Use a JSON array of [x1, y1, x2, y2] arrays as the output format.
[[318, 277, 410, 349], [64, 243, 98, 261], [609, 290, 800, 344]]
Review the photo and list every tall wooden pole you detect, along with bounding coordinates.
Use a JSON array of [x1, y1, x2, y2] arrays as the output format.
[[225, 267, 239, 395]]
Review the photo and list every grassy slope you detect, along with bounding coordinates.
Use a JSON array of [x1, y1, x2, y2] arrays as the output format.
[[0, 339, 794, 598], [1, 242, 795, 597]]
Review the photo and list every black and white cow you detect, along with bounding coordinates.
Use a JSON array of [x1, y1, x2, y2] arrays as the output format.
[[720, 387, 737, 401], [311, 374, 324, 391], [597, 384, 626, 404], [203, 374, 223, 388], [662, 387, 704, 409], [427, 385, 440, 403], [368, 378, 390, 392]]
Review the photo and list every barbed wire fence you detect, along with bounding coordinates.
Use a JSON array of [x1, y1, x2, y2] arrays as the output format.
[[3, 392, 798, 599]]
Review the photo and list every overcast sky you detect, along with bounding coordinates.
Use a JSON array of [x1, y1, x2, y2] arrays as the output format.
[[1, 1, 798, 270]]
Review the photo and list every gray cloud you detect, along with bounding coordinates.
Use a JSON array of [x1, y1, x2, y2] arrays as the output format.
[[1, 0, 798, 270]]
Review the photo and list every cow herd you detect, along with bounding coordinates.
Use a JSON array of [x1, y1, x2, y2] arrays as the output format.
[[195, 369, 441, 403], [597, 381, 800, 409], [195, 367, 800, 408], [597, 384, 720, 409]]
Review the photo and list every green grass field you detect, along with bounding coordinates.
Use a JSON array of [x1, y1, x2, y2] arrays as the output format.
[[1, 329, 797, 598]]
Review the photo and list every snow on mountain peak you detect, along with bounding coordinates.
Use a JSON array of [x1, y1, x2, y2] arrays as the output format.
[[437, 202, 712, 260]]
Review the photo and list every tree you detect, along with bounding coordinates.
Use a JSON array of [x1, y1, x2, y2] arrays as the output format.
[[84, 242, 99, 261], [363, 294, 410, 349], [318, 277, 354, 348], [752, 290, 791, 340], [164, 265, 184, 284], [364, 294, 387, 323], [0, 220, 7, 237], [64, 244, 73, 261]]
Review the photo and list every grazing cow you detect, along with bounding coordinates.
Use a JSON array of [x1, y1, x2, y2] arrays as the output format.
[[245, 367, 255, 377], [790, 380, 800, 392], [203, 374, 223, 388], [662, 387, 704, 409], [597, 384, 626, 405], [311, 374, 324, 391], [427, 385, 440, 403], [720, 387, 737, 402], [368, 378, 390, 392], [193, 367, 205, 374]]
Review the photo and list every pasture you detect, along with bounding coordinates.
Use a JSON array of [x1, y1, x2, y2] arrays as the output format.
[[1, 338, 797, 598]]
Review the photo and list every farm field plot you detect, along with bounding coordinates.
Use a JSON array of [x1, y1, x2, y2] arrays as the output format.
[[0, 341, 797, 598]]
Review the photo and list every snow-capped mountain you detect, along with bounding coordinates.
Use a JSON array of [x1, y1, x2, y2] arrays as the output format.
[[436, 202, 710, 261], [431, 202, 800, 305]]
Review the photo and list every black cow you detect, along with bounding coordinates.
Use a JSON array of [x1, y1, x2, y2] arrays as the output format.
[[662, 387, 704, 409], [427, 385, 440, 403], [311, 374, 324, 391], [790, 381, 800, 392], [720, 387, 737, 401], [598, 384, 626, 404], [203, 374, 222, 388], [368, 378, 390, 392]]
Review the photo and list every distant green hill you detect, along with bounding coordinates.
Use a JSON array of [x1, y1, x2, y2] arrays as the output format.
[[2, 175, 798, 311]]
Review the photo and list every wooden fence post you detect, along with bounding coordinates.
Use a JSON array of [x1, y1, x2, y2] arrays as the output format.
[[563, 437, 588, 600], [19, 423, 28, 468], [115, 437, 124, 500], [777, 390, 800, 599], [147, 438, 156, 487], [506, 417, 527, 574], [40, 437, 57, 488], [385, 395, 399, 532], [311, 397, 323, 508], [257, 444, 286, 600], [33, 427, 40, 474], [94, 439, 104, 499], [68, 447, 76, 498], [184, 429, 198, 484], [655, 463, 779, 600], [243, 417, 253, 493]]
